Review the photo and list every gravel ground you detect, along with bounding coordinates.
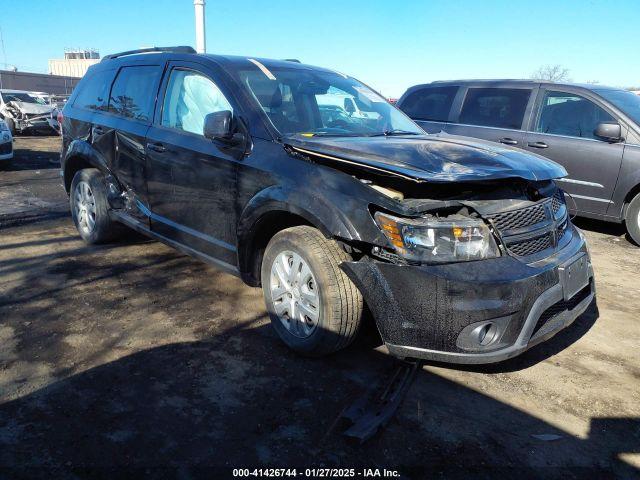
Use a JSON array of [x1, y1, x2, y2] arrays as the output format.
[[0, 137, 639, 479]]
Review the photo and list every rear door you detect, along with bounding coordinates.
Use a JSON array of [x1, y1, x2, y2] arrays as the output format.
[[92, 63, 163, 224], [397, 85, 459, 133], [522, 88, 624, 215], [144, 61, 241, 267], [446, 86, 534, 148]]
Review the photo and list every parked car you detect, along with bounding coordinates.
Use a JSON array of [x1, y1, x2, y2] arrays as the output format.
[[0, 119, 13, 162], [397, 80, 640, 245], [60, 47, 594, 364], [0, 89, 59, 135]]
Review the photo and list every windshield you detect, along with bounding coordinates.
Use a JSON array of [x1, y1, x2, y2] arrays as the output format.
[[236, 63, 423, 137], [2, 92, 47, 105], [597, 89, 640, 125]]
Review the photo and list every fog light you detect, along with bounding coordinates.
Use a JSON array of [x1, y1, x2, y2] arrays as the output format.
[[456, 316, 511, 351], [476, 323, 498, 346]]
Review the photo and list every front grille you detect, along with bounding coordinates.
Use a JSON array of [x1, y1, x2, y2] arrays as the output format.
[[0, 142, 12, 155], [507, 233, 553, 257], [533, 283, 592, 336], [488, 203, 547, 231], [488, 190, 569, 259], [551, 190, 564, 215]]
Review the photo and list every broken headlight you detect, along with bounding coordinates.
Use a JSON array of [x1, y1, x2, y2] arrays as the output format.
[[374, 212, 500, 263]]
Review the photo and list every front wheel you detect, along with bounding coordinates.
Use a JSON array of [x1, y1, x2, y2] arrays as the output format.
[[625, 193, 640, 246], [261, 226, 363, 356]]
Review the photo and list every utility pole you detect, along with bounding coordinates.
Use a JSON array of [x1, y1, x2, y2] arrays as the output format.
[[194, 0, 206, 54]]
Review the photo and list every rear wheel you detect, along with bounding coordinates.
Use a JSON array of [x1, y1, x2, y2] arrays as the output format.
[[625, 193, 640, 246], [261, 226, 363, 356], [70, 168, 121, 244]]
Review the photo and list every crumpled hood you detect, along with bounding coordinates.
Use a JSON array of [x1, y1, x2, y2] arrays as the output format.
[[285, 133, 567, 182], [8, 101, 54, 115]]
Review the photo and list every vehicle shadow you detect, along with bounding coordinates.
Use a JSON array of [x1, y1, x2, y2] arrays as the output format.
[[2, 136, 61, 172], [0, 314, 636, 479], [572, 217, 639, 246]]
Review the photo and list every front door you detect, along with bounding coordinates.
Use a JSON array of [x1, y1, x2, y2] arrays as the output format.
[[145, 61, 242, 267], [523, 89, 624, 215]]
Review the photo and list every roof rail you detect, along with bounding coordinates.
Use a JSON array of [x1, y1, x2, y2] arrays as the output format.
[[283, 59, 301, 63], [101, 46, 196, 61]]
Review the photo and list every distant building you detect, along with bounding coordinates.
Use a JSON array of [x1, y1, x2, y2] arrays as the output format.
[[0, 70, 80, 96], [48, 49, 100, 78]]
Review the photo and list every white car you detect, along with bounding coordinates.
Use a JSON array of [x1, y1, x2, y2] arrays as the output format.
[[0, 119, 14, 161]]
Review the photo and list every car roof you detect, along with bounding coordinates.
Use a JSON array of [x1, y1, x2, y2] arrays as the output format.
[[94, 51, 343, 78], [0, 89, 38, 94], [407, 79, 623, 92]]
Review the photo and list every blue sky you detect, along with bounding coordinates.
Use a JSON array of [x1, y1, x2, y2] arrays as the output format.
[[2, 0, 639, 97]]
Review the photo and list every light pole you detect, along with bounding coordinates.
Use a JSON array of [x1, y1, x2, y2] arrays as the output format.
[[194, 0, 206, 54]]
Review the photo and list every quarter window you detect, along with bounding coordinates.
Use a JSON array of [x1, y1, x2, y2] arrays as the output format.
[[460, 88, 531, 129], [108, 66, 160, 122], [73, 69, 114, 111], [400, 86, 458, 122], [536, 91, 615, 139], [161, 69, 232, 136]]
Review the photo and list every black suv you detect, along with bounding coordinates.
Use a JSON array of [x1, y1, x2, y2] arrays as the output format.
[[397, 80, 640, 244], [60, 47, 594, 363]]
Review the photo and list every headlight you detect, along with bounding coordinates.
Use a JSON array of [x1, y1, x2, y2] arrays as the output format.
[[374, 212, 500, 263]]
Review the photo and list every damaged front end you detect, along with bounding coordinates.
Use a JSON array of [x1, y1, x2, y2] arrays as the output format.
[[1, 101, 56, 133], [287, 140, 594, 364]]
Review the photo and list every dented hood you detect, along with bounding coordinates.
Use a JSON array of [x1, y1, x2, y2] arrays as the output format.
[[285, 133, 567, 182], [8, 101, 54, 115]]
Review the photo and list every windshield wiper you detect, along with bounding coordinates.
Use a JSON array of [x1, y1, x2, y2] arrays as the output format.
[[368, 129, 422, 137]]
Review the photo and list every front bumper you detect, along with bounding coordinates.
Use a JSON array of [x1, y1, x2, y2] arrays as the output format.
[[342, 226, 594, 364]]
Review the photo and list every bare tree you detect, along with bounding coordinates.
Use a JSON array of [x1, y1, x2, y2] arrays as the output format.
[[531, 65, 571, 82]]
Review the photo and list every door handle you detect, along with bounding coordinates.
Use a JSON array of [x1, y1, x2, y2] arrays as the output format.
[[499, 137, 518, 145], [146, 142, 166, 153], [528, 141, 549, 149]]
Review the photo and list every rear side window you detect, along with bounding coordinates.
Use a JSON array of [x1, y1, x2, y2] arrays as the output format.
[[400, 86, 458, 122], [536, 91, 615, 139], [459, 88, 531, 129], [108, 66, 160, 122], [73, 69, 114, 111]]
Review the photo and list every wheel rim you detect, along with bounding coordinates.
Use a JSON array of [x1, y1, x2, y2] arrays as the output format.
[[269, 250, 320, 339], [74, 180, 97, 235]]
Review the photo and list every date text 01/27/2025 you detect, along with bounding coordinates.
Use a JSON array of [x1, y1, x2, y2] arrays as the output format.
[[232, 468, 401, 478]]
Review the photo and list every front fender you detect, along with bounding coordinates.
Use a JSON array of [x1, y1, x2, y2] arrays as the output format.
[[237, 184, 361, 242]]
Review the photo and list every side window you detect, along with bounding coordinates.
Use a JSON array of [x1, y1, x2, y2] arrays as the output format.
[[536, 91, 615, 139], [73, 69, 114, 111], [161, 69, 232, 136], [460, 88, 531, 129], [400, 86, 458, 122], [108, 66, 160, 122]]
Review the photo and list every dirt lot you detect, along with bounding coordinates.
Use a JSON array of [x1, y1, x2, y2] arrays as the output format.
[[0, 137, 639, 478]]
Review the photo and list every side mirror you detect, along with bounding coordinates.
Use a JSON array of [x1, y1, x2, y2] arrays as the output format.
[[203, 110, 233, 141], [594, 122, 622, 142], [344, 98, 356, 114]]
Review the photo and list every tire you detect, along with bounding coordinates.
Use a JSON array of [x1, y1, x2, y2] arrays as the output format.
[[625, 193, 640, 246], [70, 168, 121, 244], [261, 226, 363, 356]]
